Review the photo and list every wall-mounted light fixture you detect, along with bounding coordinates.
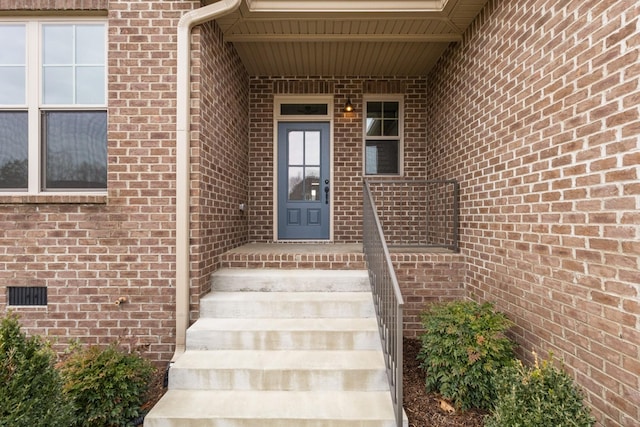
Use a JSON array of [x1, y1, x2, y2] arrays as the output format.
[[343, 98, 354, 113]]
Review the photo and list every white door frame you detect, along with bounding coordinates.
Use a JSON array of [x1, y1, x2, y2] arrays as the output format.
[[273, 95, 334, 241]]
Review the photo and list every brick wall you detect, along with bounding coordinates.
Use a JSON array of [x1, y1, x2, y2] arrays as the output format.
[[0, 0, 202, 364], [426, 1, 640, 425], [367, 180, 458, 248], [189, 21, 250, 321], [248, 77, 429, 243], [392, 252, 466, 337]]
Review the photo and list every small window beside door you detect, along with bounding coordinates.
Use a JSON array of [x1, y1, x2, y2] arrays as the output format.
[[364, 99, 402, 175]]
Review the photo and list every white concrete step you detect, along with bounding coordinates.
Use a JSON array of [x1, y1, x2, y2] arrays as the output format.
[[186, 318, 382, 351], [169, 349, 389, 391], [200, 291, 375, 318], [211, 268, 371, 292], [146, 267, 407, 427], [143, 389, 398, 427]]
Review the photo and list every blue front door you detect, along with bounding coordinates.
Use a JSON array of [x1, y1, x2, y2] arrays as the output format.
[[277, 122, 330, 240]]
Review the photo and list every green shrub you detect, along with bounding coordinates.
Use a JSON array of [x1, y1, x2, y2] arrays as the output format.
[[486, 353, 595, 427], [0, 312, 75, 427], [417, 300, 515, 410], [60, 343, 155, 427]]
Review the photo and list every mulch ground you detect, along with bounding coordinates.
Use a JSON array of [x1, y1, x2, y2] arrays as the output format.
[[403, 338, 487, 427], [141, 338, 488, 426]]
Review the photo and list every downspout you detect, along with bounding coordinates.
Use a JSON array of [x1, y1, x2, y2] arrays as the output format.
[[174, 0, 242, 361]]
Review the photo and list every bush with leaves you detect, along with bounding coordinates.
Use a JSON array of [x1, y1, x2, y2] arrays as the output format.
[[0, 312, 76, 427], [417, 300, 515, 410], [60, 342, 155, 427], [486, 352, 595, 427]]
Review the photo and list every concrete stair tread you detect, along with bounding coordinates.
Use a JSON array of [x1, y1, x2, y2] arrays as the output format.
[[202, 291, 374, 302], [172, 349, 386, 370], [146, 389, 395, 420], [146, 267, 406, 426], [212, 268, 370, 292], [200, 291, 376, 318], [189, 317, 379, 331], [169, 349, 390, 391]]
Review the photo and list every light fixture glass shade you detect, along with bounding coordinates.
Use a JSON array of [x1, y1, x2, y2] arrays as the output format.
[[343, 98, 354, 112]]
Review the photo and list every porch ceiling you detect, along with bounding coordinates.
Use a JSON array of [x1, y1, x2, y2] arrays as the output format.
[[205, 0, 490, 76]]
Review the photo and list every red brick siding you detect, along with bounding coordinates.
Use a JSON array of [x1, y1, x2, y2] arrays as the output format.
[[367, 181, 458, 248], [392, 253, 466, 337], [0, 0, 202, 364], [189, 21, 250, 321], [248, 77, 429, 243], [426, 1, 640, 425]]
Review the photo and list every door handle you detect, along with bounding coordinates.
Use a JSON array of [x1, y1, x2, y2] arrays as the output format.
[[324, 186, 329, 204]]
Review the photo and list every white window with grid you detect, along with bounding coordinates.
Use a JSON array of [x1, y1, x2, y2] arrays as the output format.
[[0, 19, 107, 193], [363, 96, 403, 176]]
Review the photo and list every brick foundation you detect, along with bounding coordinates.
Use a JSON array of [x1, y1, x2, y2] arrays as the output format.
[[391, 252, 466, 338]]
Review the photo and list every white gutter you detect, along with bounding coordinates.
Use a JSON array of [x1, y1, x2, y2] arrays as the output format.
[[174, 0, 243, 361]]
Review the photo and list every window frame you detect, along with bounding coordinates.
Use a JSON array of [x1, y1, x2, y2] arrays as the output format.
[[0, 18, 107, 195], [362, 95, 404, 177]]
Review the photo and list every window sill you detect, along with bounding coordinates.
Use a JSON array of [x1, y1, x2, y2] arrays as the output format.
[[0, 193, 107, 204]]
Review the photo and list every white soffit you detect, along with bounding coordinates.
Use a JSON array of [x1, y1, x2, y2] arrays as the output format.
[[244, 0, 448, 12], [206, 0, 490, 76]]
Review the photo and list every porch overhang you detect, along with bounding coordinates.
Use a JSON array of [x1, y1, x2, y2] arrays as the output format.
[[206, 0, 490, 76], [174, 0, 489, 360]]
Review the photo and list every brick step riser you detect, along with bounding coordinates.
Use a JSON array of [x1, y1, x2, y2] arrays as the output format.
[[219, 254, 366, 271]]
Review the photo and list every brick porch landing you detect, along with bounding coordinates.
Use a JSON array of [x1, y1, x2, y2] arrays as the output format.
[[219, 243, 367, 269], [219, 242, 457, 269]]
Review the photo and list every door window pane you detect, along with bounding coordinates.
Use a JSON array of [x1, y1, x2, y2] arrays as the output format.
[[288, 166, 304, 200], [305, 131, 320, 165], [288, 130, 323, 200], [43, 111, 107, 189], [0, 111, 28, 189], [306, 167, 320, 201], [288, 131, 304, 165], [0, 25, 26, 105]]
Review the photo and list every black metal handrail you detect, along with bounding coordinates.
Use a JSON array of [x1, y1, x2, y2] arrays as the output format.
[[363, 180, 404, 427]]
